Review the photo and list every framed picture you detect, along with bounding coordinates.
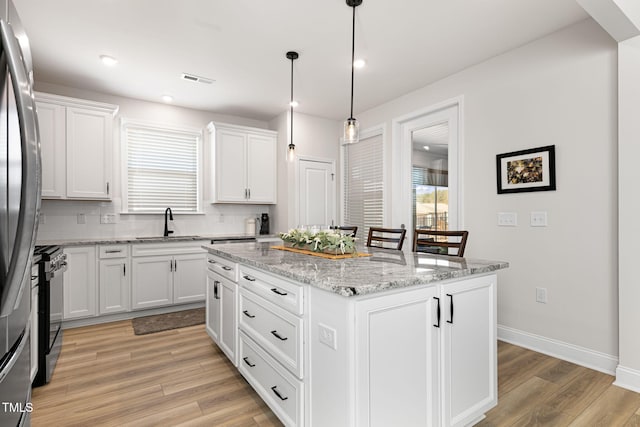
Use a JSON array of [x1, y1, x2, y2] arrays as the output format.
[[496, 145, 556, 194]]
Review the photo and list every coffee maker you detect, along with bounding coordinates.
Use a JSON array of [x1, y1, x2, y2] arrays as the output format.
[[259, 213, 269, 235]]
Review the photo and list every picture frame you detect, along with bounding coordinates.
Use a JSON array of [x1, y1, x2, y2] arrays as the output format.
[[496, 145, 556, 194]]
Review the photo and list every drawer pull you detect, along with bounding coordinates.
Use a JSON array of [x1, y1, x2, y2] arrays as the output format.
[[271, 386, 288, 401], [270, 330, 288, 341], [243, 357, 256, 367], [242, 310, 255, 319], [243, 275, 256, 282], [222, 266, 232, 271], [207, 259, 216, 264], [270, 288, 288, 296], [105, 249, 122, 254]]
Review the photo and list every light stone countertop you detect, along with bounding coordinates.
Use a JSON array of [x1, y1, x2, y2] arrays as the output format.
[[36, 234, 279, 247], [203, 242, 509, 297]]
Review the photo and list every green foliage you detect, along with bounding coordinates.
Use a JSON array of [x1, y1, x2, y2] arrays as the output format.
[[279, 229, 356, 254]]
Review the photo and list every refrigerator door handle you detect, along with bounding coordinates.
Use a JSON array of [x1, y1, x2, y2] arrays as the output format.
[[0, 20, 41, 317], [0, 324, 29, 383]]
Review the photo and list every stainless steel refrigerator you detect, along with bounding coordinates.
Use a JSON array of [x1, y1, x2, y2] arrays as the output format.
[[0, 0, 41, 425]]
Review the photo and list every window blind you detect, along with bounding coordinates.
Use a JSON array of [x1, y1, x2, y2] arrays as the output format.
[[124, 123, 201, 213], [343, 133, 384, 240]]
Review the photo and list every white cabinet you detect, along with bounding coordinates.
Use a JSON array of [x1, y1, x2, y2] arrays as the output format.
[[36, 92, 118, 200], [131, 242, 206, 310], [63, 246, 97, 319], [98, 245, 130, 314], [440, 276, 497, 427], [206, 253, 238, 365], [208, 122, 277, 204]]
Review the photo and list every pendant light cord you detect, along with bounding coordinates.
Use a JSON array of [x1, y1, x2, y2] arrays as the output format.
[[349, 3, 356, 120], [290, 56, 294, 146]]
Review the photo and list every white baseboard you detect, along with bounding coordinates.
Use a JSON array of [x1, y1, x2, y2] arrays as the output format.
[[497, 325, 618, 375], [614, 366, 640, 393]]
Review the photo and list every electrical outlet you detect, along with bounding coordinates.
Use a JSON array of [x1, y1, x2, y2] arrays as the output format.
[[39, 214, 46, 225], [100, 213, 117, 224], [498, 212, 517, 227], [536, 287, 547, 304], [318, 323, 337, 350], [530, 211, 548, 227], [77, 213, 86, 224]]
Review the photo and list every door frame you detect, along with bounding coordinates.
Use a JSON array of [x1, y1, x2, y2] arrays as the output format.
[[295, 155, 337, 228], [391, 96, 464, 236]]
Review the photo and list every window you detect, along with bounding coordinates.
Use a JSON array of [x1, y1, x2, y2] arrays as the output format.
[[122, 120, 202, 213], [343, 132, 384, 239]]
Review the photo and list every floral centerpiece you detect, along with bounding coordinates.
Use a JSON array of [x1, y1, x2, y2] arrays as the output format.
[[279, 228, 356, 255]]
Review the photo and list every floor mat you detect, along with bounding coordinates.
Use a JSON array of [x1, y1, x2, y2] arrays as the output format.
[[132, 307, 205, 335]]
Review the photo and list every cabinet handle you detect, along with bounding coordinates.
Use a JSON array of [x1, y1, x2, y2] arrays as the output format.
[[175, 260, 178, 271], [169, 260, 173, 272], [105, 249, 122, 254], [214, 281, 219, 299], [270, 287, 287, 296], [248, 188, 251, 199], [270, 330, 287, 341], [244, 188, 248, 199], [123, 264, 126, 276], [207, 259, 216, 264], [271, 386, 288, 401], [242, 310, 255, 319], [106, 181, 110, 195], [243, 357, 255, 368], [221, 266, 232, 271], [243, 275, 255, 282], [446, 293, 454, 324], [433, 297, 440, 328]]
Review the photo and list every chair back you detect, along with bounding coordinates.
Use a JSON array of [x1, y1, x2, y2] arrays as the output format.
[[366, 227, 407, 251], [330, 225, 358, 238], [413, 229, 469, 257]]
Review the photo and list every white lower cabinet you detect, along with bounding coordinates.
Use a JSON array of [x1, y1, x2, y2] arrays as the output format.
[[63, 246, 97, 319], [206, 268, 238, 365], [98, 245, 130, 314], [131, 243, 206, 310]]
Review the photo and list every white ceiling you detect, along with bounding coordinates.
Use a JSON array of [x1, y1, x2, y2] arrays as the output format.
[[14, 0, 589, 122]]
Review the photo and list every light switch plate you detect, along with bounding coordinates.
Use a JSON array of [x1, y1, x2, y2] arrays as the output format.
[[100, 213, 117, 224], [530, 211, 547, 227], [497, 212, 517, 227], [77, 213, 86, 224]]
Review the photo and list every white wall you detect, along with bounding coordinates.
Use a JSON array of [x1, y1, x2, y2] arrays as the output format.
[[617, 35, 640, 388], [35, 82, 275, 241], [269, 111, 341, 234], [358, 20, 619, 361]]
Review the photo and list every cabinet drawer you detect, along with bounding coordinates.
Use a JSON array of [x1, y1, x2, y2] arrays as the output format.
[[239, 289, 303, 379], [239, 265, 303, 315], [239, 331, 302, 427], [206, 253, 238, 282], [98, 244, 128, 259], [131, 242, 206, 257]]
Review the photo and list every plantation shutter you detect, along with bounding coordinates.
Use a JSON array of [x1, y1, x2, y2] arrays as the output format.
[[124, 123, 201, 213], [343, 133, 384, 240]]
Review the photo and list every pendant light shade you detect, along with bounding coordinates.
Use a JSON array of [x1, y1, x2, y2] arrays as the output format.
[[343, 0, 362, 144], [286, 51, 298, 162]]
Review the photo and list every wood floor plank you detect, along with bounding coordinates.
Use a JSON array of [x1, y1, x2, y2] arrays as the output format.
[[31, 320, 640, 427]]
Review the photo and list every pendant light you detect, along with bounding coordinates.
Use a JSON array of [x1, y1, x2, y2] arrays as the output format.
[[286, 51, 299, 162], [343, 0, 362, 144]]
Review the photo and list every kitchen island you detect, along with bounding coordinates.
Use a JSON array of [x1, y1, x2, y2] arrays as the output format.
[[203, 242, 508, 427]]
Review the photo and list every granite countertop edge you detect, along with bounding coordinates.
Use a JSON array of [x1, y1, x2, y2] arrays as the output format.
[[204, 243, 509, 297], [36, 234, 280, 247]]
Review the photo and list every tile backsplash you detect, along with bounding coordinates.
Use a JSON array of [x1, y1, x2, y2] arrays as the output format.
[[36, 198, 271, 241]]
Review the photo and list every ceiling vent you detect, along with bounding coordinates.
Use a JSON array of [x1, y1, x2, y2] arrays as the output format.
[[181, 73, 214, 84]]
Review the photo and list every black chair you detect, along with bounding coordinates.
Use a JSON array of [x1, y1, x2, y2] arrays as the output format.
[[366, 227, 407, 251], [413, 229, 469, 257], [330, 225, 358, 238]]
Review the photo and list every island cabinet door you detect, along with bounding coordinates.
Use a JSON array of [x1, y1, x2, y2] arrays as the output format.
[[354, 286, 440, 427], [439, 274, 497, 427]]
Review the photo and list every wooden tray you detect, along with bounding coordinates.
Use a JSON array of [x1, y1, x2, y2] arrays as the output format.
[[271, 245, 371, 260]]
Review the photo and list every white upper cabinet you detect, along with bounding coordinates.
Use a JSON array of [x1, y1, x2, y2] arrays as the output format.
[[36, 92, 118, 200], [208, 122, 277, 204]]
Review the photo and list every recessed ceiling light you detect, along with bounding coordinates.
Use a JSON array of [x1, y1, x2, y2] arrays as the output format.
[[161, 95, 173, 103], [423, 145, 430, 150], [99, 55, 118, 66], [289, 100, 299, 108], [354, 59, 366, 69]]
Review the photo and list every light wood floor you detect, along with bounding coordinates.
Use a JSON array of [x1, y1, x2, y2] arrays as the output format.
[[31, 321, 640, 426]]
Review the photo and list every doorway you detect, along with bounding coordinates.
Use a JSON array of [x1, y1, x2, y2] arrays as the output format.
[[297, 158, 336, 228]]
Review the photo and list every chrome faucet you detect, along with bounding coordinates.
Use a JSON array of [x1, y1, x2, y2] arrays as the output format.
[[164, 207, 174, 237]]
